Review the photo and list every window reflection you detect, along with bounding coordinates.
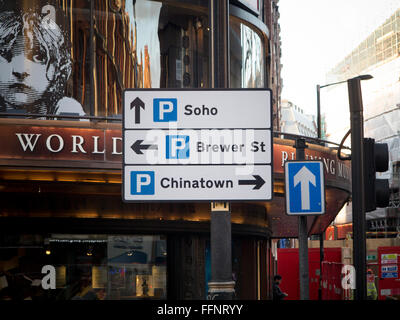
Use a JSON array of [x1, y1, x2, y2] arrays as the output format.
[[0, 0, 209, 119], [0, 1, 265, 119], [230, 18, 265, 88], [90, 0, 209, 116], [133, 0, 162, 88], [159, 4, 209, 88], [0, 234, 167, 300]]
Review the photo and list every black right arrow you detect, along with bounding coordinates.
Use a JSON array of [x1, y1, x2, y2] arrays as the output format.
[[130, 97, 145, 124], [238, 175, 265, 190], [131, 140, 158, 155]]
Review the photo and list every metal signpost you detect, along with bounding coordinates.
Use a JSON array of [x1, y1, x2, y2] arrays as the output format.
[[284, 139, 326, 300]]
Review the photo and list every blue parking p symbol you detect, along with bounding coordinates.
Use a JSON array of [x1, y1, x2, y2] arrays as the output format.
[[131, 171, 155, 195], [154, 98, 177, 122], [166, 135, 190, 159]]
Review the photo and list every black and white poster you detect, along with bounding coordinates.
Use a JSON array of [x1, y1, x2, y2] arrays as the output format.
[[0, 0, 85, 118]]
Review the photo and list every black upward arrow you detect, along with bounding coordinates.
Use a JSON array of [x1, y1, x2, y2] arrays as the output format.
[[131, 140, 158, 155], [238, 175, 265, 190], [130, 97, 145, 124]]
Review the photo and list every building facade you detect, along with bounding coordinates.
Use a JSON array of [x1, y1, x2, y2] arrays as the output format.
[[280, 99, 318, 138], [0, 0, 350, 301], [0, 0, 282, 301], [325, 7, 400, 239]]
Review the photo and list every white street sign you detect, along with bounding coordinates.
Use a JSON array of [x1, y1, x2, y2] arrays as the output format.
[[124, 129, 271, 165], [124, 165, 272, 201], [124, 89, 271, 129], [123, 89, 272, 202]]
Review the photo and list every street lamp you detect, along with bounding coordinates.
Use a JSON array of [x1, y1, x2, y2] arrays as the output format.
[[316, 79, 349, 301], [316, 80, 346, 139], [316, 74, 373, 301], [316, 75, 372, 139]]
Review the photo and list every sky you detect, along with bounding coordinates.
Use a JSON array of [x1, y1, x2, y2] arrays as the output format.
[[279, 0, 400, 117]]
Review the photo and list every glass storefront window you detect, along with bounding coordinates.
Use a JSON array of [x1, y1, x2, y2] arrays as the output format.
[[230, 17, 265, 88], [158, 3, 210, 89], [0, 1, 266, 119], [0, 234, 167, 300], [93, 0, 210, 115], [0, 0, 209, 120]]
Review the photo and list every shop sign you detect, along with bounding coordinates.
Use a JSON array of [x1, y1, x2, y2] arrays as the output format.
[[0, 125, 122, 163], [276, 145, 351, 183], [123, 89, 272, 202], [367, 254, 377, 261], [381, 253, 398, 264], [381, 272, 398, 279], [380, 289, 391, 296], [381, 265, 398, 273]]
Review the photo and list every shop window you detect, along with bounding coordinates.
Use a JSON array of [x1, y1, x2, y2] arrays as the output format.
[[230, 17, 265, 88], [158, 3, 209, 89], [0, 0, 269, 119], [0, 0, 209, 120], [0, 234, 167, 300]]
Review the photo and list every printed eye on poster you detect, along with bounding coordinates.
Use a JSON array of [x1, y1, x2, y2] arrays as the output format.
[[0, 0, 86, 119]]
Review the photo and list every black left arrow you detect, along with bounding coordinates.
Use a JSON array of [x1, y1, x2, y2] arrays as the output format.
[[238, 175, 265, 190], [131, 140, 158, 155], [130, 97, 145, 124]]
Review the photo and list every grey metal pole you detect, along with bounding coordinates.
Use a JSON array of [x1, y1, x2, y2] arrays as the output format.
[[210, 0, 230, 88], [347, 77, 367, 300], [208, 0, 234, 300], [89, 0, 95, 116], [209, 203, 235, 299], [295, 138, 310, 300], [318, 232, 324, 300], [316, 85, 321, 139]]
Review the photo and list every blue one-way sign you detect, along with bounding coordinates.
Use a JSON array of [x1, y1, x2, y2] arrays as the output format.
[[285, 161, 325, 215]]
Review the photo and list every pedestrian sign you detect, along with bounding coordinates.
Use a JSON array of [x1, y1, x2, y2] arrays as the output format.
[[284, 161, 325, 215]]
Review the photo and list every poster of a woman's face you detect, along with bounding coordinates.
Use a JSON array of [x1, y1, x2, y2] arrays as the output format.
[[0, 1, 85, 118]]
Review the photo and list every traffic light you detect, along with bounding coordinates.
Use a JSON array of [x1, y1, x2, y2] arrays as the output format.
[[363, 138, 390, 212]]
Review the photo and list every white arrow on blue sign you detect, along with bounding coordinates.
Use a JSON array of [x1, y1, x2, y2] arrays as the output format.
[[284, 161, 325, 215]]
